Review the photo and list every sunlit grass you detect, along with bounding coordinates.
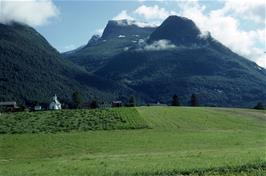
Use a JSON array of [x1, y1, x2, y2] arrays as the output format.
[[0, 106, 265, 175]]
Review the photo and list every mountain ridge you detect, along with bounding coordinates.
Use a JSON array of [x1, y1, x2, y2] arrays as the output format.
[[1, 16, 265, 107], [65, 15, 266, 107], [63, 19, 156, 72]]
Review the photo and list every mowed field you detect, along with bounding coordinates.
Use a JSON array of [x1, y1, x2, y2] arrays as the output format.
[[0, 107, 265, 176]]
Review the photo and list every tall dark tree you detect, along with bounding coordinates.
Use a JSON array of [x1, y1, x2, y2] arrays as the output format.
[[72, 91, 83, 108], [190, 94, 198, 107], [254, 102, 264, 110], [90, 99, 98, 109], [171, 94, 180, 106], [127, 95, 136, 107]]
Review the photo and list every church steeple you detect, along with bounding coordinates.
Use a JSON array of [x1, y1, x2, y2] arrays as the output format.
[[49, 94, 61, 110]]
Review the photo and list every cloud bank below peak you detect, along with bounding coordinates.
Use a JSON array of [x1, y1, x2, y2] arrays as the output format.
[[136, 39, 177, 51], [0, 0, 59, 27]]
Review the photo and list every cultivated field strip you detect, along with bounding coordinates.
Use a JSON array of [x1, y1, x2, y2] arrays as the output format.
[[0, 108, 149, 134]]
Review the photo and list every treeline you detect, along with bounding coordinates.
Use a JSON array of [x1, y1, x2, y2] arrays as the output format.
[[70, 92, 200, 109], [170, 94, 265, 110], [171, 94, 199, 107], [2, 90, 265, 112], [254, 102, 265, 110], [66, 92, 137, 109]]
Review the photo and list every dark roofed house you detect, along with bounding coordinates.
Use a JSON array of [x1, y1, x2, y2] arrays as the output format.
[[0, 101, 17, 107], [112, 101, 122, 107], [0, 101, 18, 111]]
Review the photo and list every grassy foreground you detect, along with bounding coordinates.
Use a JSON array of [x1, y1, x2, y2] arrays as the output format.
[[0, 107, 265, 175]]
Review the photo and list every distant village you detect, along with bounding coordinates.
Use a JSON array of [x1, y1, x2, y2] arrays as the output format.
[[0, 95, 126, 112], [0, 95, 62, 112], [0, 92, 171, 113], [0, 92, 264, 113]]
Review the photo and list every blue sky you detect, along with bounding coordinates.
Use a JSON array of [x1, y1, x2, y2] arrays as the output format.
[[1, 0, 265, 67], [36, 1, 143, 51]]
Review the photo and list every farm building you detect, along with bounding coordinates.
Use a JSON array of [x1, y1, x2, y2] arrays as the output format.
[[49, 95, 62, 110], [112, 101, 122, 107], [0, 101, 17, 108], [34, 106, 42, 111], [0, 101, 18, 111]]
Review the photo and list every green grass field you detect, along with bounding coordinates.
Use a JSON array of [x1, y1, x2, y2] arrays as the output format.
[[0, 108, 148, 133], [0, 107, 265, 175]]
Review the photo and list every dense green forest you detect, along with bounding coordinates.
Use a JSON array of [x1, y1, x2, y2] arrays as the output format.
[[0, 22, 133, 105]]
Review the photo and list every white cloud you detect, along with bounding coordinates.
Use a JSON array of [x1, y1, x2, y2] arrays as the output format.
[[112, 2, 265, 67], [95, 28, 104, 35], [0, 0, 59, 26], [113, 10, 134, 21], [222, 0, 266, 24], [132, 21, 158, 28], [144, 40, 176, 51], [113, 10, 158, 27], [198, 31, 211, 39], [176, 1, 266, 68], [256, 55, 266, 68], [134, 5, 176, 20], [63, 44, 76, 51], [112, 11, 158, 28], [118, 35, 126, 38], [113, 5, 175, 27]]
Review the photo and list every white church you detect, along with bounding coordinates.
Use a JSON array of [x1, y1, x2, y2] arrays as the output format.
[[49, 95, 62, 110]]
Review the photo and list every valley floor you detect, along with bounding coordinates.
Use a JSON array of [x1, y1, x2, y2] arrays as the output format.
[[0, 107, 265, 175]]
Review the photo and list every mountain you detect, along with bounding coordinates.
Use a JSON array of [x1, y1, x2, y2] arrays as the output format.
[[64, 20, 156, 72], [148, 15, 202, 46], [91, 16, 266, 107], [6, 16, 264, 107], [101, 19, 156, 40], [0, 22, 132, 105]]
